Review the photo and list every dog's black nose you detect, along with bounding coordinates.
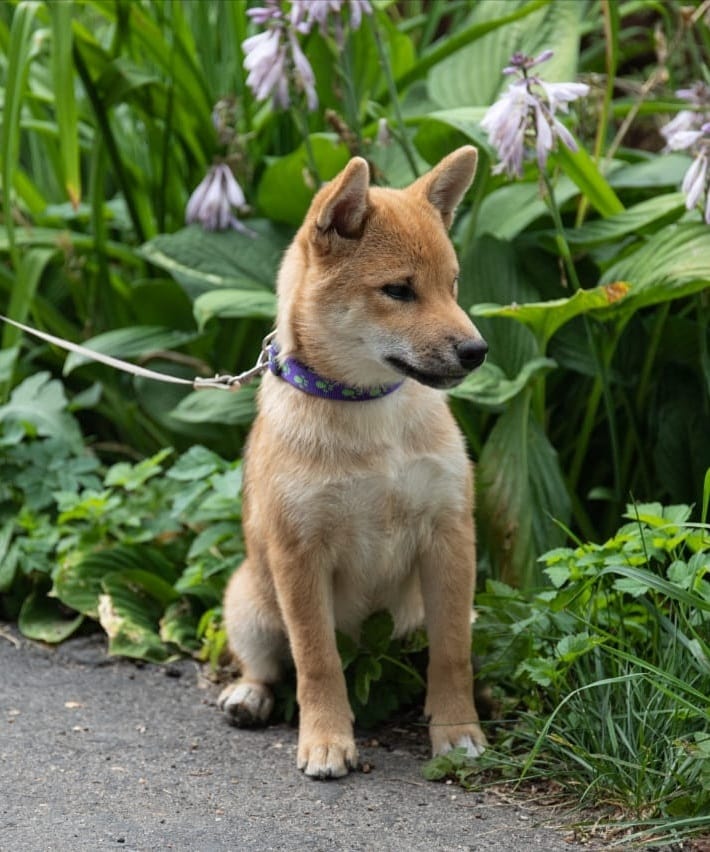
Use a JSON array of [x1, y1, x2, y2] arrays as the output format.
[[456, 338, 488, 370]]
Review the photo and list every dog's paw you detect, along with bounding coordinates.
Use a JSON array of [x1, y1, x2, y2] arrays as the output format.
[[430, 723, 487, 759], [218, 681, 274, 727], [297, 735, 358, 780]]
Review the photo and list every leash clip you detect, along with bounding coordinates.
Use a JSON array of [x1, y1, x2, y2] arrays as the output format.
[[192, 331, 277, 391]]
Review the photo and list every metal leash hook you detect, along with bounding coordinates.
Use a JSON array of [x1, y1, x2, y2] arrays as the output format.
[[192, 330, 277, 391]]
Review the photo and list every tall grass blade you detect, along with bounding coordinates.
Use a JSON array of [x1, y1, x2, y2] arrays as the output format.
[[49, 2, 81, 208], [1, 1, 41, 269], [0, 247, 57, 401]]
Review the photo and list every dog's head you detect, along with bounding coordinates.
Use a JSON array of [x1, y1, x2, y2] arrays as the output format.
[[276, 146, 487, 390]]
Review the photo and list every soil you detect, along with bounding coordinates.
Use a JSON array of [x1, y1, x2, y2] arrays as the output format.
[[1, 624, 593, 852]]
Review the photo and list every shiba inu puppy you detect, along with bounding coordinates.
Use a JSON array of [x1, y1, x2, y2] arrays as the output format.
[[218, 146, 489, 778]]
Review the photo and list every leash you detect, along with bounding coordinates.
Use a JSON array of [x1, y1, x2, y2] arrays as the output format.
[[0, 314, 273, 392]]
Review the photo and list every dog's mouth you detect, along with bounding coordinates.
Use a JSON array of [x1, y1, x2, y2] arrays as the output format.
[[385, 356, 469, 389]]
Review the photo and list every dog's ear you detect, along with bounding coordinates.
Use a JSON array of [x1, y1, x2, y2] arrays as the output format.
[[314, 157, 370, 241], [412, 146, 478, 229]]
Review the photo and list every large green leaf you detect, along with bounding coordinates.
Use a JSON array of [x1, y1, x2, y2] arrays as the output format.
[[98, 574, 170, 663], [53, 545, 177, 619], [560, 193, 686, 248], [598, 223, 710, 321], [428, 0, 582, 109], [257, 135, 350, 227], [63, 326, 199, 375], [472, 282, 630, 348], [449, 357, 556, 410], [474, 178, 579, 240], [0, 372, 82, 446], [193, 289, 277, 329], [460, 235, 540, 379], [170, 383, 258, 426], [397, 0, 549, 93], [477, 392, 570, 587], [18, 589, 84, 643], [607, 153, 690, 189], [140, 221, 291, 298]]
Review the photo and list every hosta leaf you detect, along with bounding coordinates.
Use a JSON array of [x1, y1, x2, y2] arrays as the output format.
[[475, 178, 579, 240], [477, 392, 570, 586], [170, 384, 257, 426], [98, 577, 169, 663], [193, 288, 277, 328], [449, 357, 556, 409], [63, 326, 199, 375], [257, 135, 350, 227], [599, 223, 710, 321], [607, 153, 691, 189], [140, 221, 290, 297], [53, 545, 177, 619], [428, 0, 580, 109], [0, 372, 81, 446], [18, 589, 84, 643], [159, 599, 201, 652], [560, 193, 685, 248], [459, 235, 539, 379], [472, 282, 630, 347]]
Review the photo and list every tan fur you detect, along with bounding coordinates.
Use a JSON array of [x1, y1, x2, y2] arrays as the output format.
[[219, 147, 488, 778]]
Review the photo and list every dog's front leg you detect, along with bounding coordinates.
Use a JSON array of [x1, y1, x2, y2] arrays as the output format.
[[420, 513, 487, 758], [269, 544, 357, 779]]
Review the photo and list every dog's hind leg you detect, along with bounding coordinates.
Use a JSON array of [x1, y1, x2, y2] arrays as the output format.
[[218, 560, 287, 727]]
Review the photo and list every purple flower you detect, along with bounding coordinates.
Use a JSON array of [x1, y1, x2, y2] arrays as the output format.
[[677, 124, 710, 223], [661, 87, 710, 223], [290, 0, 372, 36], [242, 0, 371, 111], [186, 164, 253, 233], [480, 50, 589, 178]]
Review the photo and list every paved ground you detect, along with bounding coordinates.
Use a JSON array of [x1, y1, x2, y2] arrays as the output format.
[[1, 625, 589, 852]]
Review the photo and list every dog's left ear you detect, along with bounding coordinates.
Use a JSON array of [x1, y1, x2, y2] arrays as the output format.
[[412, 146, 478, 229]]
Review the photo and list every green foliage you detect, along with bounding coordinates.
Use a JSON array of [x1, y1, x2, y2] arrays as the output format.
[[0, 378, 242, 660], [338, 611, 428, 728], [448, 496, 710, 840]]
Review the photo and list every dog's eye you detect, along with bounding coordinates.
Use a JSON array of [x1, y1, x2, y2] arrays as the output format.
[[381, 283, 416, 302]]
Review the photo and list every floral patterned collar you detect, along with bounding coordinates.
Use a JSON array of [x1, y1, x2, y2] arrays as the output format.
[[267, 343, 402, 401]]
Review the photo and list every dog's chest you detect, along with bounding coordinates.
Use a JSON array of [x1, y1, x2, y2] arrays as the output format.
[[283, 449, 466, 551]]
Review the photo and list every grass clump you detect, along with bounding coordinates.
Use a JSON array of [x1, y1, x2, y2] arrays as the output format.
[[430, 486, 710, 844]]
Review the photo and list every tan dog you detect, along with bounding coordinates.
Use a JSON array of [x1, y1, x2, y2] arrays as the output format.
[[218, 146, 488, 778]]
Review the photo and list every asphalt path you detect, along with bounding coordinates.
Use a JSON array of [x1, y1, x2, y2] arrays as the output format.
[[0, 625, 588, 852]]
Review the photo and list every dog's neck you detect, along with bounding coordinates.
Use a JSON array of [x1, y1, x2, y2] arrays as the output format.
[[267, 342, 403, 402]]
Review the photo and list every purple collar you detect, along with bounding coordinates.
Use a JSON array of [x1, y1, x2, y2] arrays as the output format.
[[267, 343, 403, 401]]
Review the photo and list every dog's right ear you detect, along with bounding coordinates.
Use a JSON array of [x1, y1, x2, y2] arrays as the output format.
[[314, 157, 370, 241]]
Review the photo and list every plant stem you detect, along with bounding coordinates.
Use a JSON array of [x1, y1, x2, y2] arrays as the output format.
[[540, 171, 622, 505], [291, 105, 322, 187], [576, 0, 617, 227], [369, 12, 419, 179]]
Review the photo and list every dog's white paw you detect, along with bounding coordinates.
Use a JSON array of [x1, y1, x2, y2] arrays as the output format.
[[433, 733, 486, 759], [218, 681, 274, 727], [430, 722, 487, 760], [297, 737, 358, 779]]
